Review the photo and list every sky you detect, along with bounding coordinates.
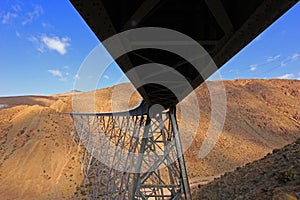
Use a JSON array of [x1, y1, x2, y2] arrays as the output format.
[[0, 0, 299, 96]]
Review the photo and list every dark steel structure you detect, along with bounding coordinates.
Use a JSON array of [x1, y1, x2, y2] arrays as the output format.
[[69, 0, 298, 199], [70, 0, 297, 107]]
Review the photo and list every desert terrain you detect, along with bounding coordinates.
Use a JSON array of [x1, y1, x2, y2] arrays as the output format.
[[0, 79, 299, 199]]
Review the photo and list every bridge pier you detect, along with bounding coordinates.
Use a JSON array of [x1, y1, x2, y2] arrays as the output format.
[[71, 105, 191, 199]]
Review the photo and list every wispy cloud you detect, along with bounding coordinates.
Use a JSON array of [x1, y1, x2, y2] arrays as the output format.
[[103, 75, 110, 80], [276, 73, 294, 79], [280, 61, 287, 67], [48, 69, 63, 78], [28, 35, 45, 52], [48, 69, 68, 81], [74, 74, 80, 80], [267, 54, 281, 62], [290, 53, 300, 61], [280, 52, 300, 67], [41, 22, 54, 29], [41, 35, 70, 55], [22, 5, 43, 25], [1, 12, 18, 24], [12, 4, 22, 12], [15, 31, 20, 37], [250, 64, 257, 71], [1, 3, 43, 26]]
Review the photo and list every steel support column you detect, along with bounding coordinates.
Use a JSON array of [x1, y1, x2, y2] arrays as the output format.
[[70, 105, 191, 199], [169, 107, 191, 199]]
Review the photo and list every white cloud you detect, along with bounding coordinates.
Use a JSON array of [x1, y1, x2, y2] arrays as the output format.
[[290, 53, 300, 61], [1, 12, 18, 24], [74, 74, 80, 80], [41, 35, 70, 55], [29, 35, 71, 55], [267, 54, 281, 62], [276, 73, 294, 79], [48, 69, 63, 78], [103, 75, 110, 80], [22, 5, 43, 25], [250, 64, 257, 71], [48, 69, 68, 81]]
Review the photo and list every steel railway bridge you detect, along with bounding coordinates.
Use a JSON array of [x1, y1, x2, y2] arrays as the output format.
[[69, 0, 298, 199]]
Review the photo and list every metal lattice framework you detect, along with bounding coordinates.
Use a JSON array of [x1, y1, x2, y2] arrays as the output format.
[[70, 106, 191, 199]]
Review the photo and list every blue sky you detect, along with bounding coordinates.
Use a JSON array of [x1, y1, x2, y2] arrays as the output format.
[[0, 0, 299, 96]]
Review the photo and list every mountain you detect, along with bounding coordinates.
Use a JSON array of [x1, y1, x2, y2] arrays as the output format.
[[0, 79, 299, 199], [184, 79, 300, 179], [52, 90, 82, 98], [0, 95, 58, 108]]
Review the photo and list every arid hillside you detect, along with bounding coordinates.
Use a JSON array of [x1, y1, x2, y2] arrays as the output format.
[[192, 138, 300, 199], [0, 105, 83, 199], [184, 79, 300, 178], [0, 79, 299, 199]]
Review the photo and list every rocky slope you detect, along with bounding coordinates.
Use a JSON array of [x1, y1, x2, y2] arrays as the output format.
[[192, 138, 300, 199]]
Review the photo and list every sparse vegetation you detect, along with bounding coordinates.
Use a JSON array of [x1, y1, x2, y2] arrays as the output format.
[[18, 129, 25, 136], [80, 190, 87, 196], [275, 168, 296, 183]]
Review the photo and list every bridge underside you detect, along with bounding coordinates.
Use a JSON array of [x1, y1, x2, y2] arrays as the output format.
[[70, 0, 298, 107]]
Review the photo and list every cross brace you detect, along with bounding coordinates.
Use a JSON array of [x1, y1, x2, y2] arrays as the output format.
[[70, 105, 191, 199]]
